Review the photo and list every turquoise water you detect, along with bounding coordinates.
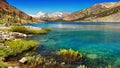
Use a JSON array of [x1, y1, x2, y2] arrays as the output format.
[[27, 22, 120, 67]]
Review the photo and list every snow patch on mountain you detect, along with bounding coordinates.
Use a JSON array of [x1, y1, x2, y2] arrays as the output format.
[[29, 11, 72, 20]]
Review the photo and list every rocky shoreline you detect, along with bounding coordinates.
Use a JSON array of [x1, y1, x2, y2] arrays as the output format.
[[0, 31, 27, 42], [0, 24, 53, 68]]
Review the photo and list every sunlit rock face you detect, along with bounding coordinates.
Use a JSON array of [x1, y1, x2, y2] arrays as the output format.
[[0, 0, 40, 23], [63, 2, 120, 22], [100, 2, 120, 8]]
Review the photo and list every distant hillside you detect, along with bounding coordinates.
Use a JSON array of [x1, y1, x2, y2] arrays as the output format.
[[63, 2, 120, 22], [0, 0, 41, 24]]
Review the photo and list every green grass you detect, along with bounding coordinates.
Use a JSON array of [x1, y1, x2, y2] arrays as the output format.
[[28, 29, 47, 34], [43, 27, 52, 31], [0, 39, 39, 57], [0, 61, 7, 68], [0, 20, 4, 24], [10, 26, 48, 34]]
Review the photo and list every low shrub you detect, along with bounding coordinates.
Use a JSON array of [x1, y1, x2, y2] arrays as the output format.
[[26, 54, 56, 68], [0, 20, 4, 24], [57, 48, 83, 62], [27, 54, 46, 66], [43, 27, 52, 32], [0, 39, 39, 57], [28, 29, 47, 34], [10, 26, 28, 34], [0, 61, 7, 68], [10, 26, 47, 34]]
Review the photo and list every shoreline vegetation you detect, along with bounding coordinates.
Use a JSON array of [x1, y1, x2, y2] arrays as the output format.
[[10, 26, 52, 34], [0, 23, 53, 68]]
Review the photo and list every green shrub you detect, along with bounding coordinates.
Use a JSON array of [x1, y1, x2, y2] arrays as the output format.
[[0, 20, 4, 24], [57, 48, 83, 62], [11, 26, 47, 34], [25, 54, 56, 67], [43, 27, 52, 32], [28, 29, 47, 34], [0, 39, 39, 57], [0, 47, 8, 57], [11, 26, 28, 34], [0, 61, 7, 68], [27, 54, 46, 66]]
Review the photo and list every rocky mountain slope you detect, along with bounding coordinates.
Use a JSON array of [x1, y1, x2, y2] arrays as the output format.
[[0, 0, 40, 24], [63, 2, 120, 22]]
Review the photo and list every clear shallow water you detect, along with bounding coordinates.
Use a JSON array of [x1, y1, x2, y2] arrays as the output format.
[[26, 22, 120, 67]]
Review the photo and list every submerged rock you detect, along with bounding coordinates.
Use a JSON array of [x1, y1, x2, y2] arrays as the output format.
[[77, 65, 87, 68], [61, 62, 65, 65], [87, 54, 98, 59], [115, 57, 120, 65]]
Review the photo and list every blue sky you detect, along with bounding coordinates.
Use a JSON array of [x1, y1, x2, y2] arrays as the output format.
[[7, 0, 119, 15]]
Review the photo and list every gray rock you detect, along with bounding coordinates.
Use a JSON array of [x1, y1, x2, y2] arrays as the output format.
[[0, 31, 27, 42], [19, 57, 27, 64]]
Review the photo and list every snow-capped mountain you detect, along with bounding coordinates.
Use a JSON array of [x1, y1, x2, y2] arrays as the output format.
[[29, 11, 71, 21]]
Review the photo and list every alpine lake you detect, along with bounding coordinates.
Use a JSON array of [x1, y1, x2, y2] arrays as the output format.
[[26, 22, 120, 68]]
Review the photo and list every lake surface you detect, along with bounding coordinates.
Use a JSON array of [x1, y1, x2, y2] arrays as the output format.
[[26, 22, 120, 67]]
